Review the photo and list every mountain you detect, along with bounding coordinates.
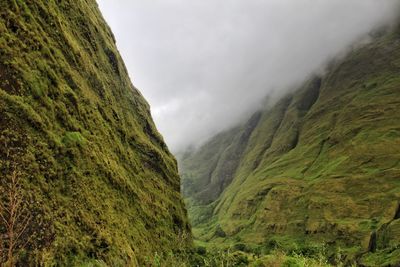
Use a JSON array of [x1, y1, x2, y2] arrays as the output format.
[[0, 0, 190, 265], [180, 25, 400, 266]]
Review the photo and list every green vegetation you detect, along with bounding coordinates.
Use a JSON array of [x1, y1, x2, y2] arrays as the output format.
[[139, 244, 346, 267], [62, 131, 86, 146], [181, 26, 400, 266], [0, 0, 190, 265], [1, 0, 399, 265]]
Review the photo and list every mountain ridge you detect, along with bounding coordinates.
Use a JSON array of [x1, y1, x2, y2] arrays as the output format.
[[181, 25, 400, 266]]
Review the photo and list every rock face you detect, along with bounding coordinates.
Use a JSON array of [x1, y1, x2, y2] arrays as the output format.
[[0, 1, 190, 265], [181, 26, 400, 265]]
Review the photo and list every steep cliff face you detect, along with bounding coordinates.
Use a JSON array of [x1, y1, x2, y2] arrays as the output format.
[[181, 26, 400, 265], [0, 0, 190, 265]]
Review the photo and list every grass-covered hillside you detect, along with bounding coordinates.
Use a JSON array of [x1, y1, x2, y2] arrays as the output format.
[[0, 0, 190, 265], [181, 25, 400, 266]]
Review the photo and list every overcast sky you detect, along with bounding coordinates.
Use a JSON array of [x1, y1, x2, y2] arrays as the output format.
[[97, 0, 399, 152]]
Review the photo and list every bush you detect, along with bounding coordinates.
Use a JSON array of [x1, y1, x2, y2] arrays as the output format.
[[214, 225, 227, 238], [282, 258, 303, 267], [234, 242, 248, 252], [195, 246, 207, 255]]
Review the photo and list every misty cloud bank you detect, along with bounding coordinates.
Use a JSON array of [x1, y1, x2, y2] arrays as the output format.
[[97, 0, 399, 152]]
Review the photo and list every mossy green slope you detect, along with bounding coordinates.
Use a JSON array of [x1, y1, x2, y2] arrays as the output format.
[[0, 0, 190, 265], [181, 27, 400, 265]]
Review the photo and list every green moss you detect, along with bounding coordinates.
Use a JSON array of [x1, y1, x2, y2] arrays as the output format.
[[0, 0, 190, 265], [62, 131, 86, 146]]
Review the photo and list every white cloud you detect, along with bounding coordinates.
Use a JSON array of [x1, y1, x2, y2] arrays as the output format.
[[97, 0, 399, 152]]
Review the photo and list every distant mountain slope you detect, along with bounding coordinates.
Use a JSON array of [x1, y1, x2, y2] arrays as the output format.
[[0, 0, 190, 265], [181, 26, 400, 266]]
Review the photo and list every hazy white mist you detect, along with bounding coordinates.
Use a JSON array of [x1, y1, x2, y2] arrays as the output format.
[[97, 0, 399, 152]]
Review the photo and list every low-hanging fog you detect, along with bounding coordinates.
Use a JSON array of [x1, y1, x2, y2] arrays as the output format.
[[97, 0, 399, 152]]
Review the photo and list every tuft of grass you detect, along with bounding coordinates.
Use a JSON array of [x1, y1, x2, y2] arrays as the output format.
[[145, 246, 348, 267]]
